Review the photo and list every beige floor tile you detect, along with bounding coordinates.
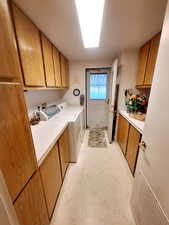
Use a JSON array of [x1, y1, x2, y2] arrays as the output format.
[[50, 130, 136, 225]]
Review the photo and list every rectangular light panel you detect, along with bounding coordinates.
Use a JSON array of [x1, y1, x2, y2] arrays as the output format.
[[75, 0, 105, 48]]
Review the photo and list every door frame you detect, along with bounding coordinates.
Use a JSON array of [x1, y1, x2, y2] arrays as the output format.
[[85, 67, 111, 128]]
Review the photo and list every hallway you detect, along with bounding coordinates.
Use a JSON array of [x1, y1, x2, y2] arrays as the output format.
[[50, 130, 136, 225]]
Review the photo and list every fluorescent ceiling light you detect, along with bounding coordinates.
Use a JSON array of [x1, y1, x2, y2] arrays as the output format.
[[75, 0, 105, 48]]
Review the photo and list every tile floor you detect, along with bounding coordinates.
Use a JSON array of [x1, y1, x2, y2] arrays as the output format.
[[50, 130, 136, 225]]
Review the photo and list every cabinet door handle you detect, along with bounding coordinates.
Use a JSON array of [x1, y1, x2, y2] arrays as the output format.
[[139, 141, 147, 152]]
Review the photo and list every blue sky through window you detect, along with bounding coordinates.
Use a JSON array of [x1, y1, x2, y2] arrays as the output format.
[[89, 74, 107, 99]]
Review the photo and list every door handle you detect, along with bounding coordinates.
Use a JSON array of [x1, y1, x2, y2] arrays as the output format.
[[106, 99, 110, 104], [139, 141, 147, 152]]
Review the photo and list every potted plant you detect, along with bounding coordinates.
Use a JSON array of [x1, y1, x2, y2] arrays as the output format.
[[125, 91, 148, 120]]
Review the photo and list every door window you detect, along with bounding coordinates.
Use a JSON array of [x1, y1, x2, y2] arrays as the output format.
[[89, 73, 107, 100]]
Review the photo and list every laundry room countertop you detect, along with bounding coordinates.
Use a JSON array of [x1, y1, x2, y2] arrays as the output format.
[[119, 110, 145, 134], [31, 104, 83, 166]]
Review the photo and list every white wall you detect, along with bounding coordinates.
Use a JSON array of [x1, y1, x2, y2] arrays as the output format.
[[62, 60, 113, 105], [117, 49, 139, 111], [24, 90, 64, 115]]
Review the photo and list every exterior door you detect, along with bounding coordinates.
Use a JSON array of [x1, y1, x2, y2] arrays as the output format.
[[86, 69, 110, 128], [131, 3, 169, 224], [107, 59, 118, 142]]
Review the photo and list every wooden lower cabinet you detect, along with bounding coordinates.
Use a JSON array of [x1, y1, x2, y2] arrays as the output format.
[[14, 171, 49, 225], [126, 125, 141, 174], [0, 83, 37, 201], [117, 114, 130, 155], [40, 144, 62, 218], [58, 128, 70, 178]]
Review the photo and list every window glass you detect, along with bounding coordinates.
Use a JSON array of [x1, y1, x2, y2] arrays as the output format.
[[89, 74, 107, 100]]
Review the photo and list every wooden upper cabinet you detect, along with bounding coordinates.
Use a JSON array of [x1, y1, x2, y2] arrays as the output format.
[[41, 34, 55, 87], [53, 46, 62, 87], [65, 57, 70, 88], [0, 0, 22, 82], [40, 144, 62, 218], [58, 127, 70, 178], [144, 33, 161, 86], [117, 114, 130, 155], [60, 54, 66, 88], [136, 42, 150, 86], [12, 4, 45, 87], [126, 125, 141, 174], [60, 54, 69, 88], [0, 83, 37, 201], [14, 171, 49, 225]]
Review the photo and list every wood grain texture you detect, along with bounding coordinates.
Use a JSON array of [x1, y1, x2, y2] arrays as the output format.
[[14, 171, 49, 225], [136, 42, 150, 86], [53, 46, 62, 87], [12, 4, 45, 86], [0, 0, 22, 82], [126, 125, 141, 174], [0, 83, 37, 202], [58, 128, 70, 179], [40, 144, 62, 218], [60, 54, 66, 88], [144, 33, 161, 85], [117, 114, 130, 155], [65, 57, 70, 88], [41, 34, 55, 87]]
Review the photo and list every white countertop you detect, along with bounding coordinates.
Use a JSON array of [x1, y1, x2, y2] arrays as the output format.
[[119, 111, 145, 134], [31, 104, 83, 166]]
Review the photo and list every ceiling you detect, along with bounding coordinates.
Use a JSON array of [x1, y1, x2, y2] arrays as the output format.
[[13, 0, 167, 61]]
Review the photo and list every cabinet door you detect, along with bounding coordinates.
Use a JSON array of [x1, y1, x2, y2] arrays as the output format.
[[0, 83, 37, 201], [0, 0, 22, 82], [58, 128, 70, 178], [40, 144, 62, 218], [12, 4, 45, 87], [65, 58, 70, 88], [60, 54, 67, 88], [53, 46, 62, 87], [144, 33, 161, 86], [14, 171, 49, 225], [117, 114, 130, 155], [136, 42, 150, 86], [126, 125, 141, 174], [41, 34, 55, 87]]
